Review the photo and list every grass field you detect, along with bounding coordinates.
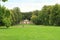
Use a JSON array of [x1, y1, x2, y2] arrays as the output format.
[[0, 24, 60, 40]]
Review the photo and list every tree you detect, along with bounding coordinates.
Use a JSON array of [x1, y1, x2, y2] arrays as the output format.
[[2, 0, 8, 2], [0, 5, 11, 27], [22, 12, 32, 20], [32, 10, 39, 16], [51, 4, 60, 25], [31, 4, 60, 26], [11, 7, 22, 25]]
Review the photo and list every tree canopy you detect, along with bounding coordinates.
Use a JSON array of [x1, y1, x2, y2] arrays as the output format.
[[1, 3, 60, 27], [2, 0, 8, 2]]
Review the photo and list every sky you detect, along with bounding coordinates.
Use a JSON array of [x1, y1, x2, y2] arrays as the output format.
[[0, 0, 60, 12]]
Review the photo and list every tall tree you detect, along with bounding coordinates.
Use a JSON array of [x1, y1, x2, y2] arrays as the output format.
[[11, 7, 22, 25]]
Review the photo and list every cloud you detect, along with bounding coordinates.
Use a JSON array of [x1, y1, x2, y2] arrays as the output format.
[[58, 0, 60, 4], [1, 0, 59, 12]]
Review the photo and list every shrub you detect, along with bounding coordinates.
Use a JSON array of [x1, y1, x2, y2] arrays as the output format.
[[2, 17, 11, 28]]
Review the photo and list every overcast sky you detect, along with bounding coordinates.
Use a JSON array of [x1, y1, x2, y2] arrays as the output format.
[[1, 0, 60, 12]]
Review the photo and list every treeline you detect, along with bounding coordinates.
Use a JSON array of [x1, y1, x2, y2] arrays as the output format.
[[0, 5, 22, 28], [22, 12, 32, 20], [0, 4, 60, 28], [31, 4, 60, 26]]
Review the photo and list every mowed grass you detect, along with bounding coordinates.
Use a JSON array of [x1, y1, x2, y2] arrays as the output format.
[[0, 24, 60, 40]]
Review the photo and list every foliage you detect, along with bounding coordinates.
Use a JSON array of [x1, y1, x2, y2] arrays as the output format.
[[1, 3, 60, 27], [11, 7, 22, 25], [31, 4, 60, 26], [0, 5, 11, 27], [22, 12, 32, 20], [2, 0, 8, 2], [0, 5, 22, 27]]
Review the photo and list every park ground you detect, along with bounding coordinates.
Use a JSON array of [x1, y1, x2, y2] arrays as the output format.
[[0, 24, 60, 40]]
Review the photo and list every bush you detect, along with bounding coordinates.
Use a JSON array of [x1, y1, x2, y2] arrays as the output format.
[[2, 17, 11, 28], [31, 15, 41, 25]]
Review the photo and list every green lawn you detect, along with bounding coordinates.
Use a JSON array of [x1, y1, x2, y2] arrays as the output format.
[[0, 24, 60, 40]]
